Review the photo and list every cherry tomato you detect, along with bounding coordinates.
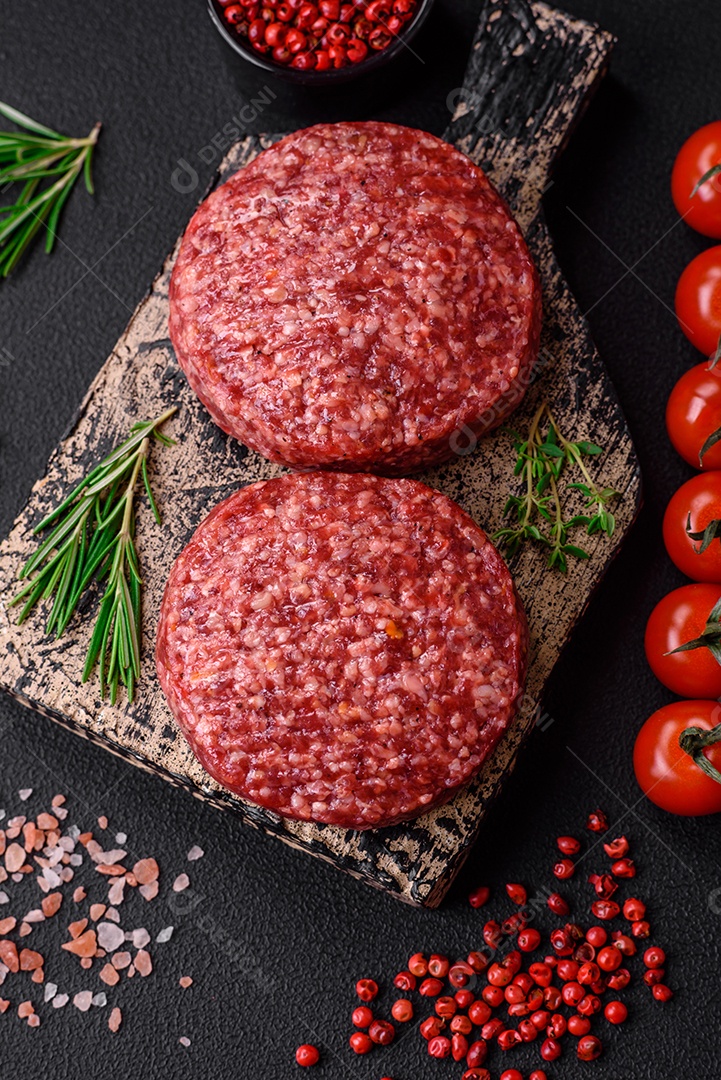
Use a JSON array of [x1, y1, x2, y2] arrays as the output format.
[[675, 247, 721, 357], [634, 700, 721, 815], [644, 583, 721, 697], [671, 122, 721, 239], [663, 472, 721, 581], [666, 361, 721, 469]]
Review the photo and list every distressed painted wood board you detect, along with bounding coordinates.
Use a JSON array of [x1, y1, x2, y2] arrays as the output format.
[[0, 0, 640, 906]]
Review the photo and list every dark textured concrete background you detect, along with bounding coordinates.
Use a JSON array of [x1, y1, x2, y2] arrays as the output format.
[[0, 2, 720, 1077]]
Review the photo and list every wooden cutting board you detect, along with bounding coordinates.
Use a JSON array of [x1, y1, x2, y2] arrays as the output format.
[[0, 0, 640, 906]]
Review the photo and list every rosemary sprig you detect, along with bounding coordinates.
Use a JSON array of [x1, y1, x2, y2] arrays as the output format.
[[0, 101, 101, 278], [493, 402, 619, 572], [10, 408, 176, 703]]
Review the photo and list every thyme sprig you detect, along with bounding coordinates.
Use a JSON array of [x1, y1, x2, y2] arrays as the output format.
[[493, 403, 619, 572], [0, 101, 100, 278], [10, 408, 176, 703]]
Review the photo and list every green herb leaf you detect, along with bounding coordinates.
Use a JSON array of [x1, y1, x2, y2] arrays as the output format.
[[0, 102, 100, 278], [11, 407, 176, 702]]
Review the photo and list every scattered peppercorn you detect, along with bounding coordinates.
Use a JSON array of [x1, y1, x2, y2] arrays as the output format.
[[295, 1044, 320, 1067]]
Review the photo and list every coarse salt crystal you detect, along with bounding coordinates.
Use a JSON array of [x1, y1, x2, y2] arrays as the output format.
[[73, 991, 93, 1012], [97, 923, 125, 952], [92, 992, 107, 1007], [44, 983, 58, 1002], [187, 846, 204, 862], [108, 1006, 122, 1032], [52, 994, 69, 1009], [105, 907, 121, 923], [173, 874, 190, 893], [131, 928, 150, 949], [156, 927, 173, 943], [18, 789, 32, 801], [138, 882, 158, 902], [0, 893, 8, 905], [179, 1036, 191, 1047], [179, 976, 193, 989], [115, 833, 127, 845]]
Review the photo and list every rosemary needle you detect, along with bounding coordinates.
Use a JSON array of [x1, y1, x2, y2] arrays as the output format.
[[11, 408, 177, 704], [0, 100, 101, 278]]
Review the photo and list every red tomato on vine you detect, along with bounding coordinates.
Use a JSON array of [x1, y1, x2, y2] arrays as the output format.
[[675, 246, 721, 358], [671, 121, 721, 239], [644, 583, 721, 697], [666, 361, 721, 469], [634, 700, 721, 816], [663, 472, 721, 582]]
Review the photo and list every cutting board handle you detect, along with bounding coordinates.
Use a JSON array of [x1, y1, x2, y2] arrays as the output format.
[[444, 0, 615, 225]]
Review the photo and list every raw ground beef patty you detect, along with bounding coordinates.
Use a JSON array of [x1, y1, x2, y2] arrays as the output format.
[[169, 121, 541, 475], [156, 473, 528, 830]]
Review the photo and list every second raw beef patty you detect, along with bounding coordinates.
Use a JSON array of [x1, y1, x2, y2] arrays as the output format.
[[156, 472, 528, 830], [169, 121, 541, 474]]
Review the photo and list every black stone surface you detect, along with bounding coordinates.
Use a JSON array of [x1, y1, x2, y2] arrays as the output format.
[[0, 1, 719, 1077]]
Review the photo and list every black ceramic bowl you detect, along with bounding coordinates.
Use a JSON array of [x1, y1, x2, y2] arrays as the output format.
[[206, 0, 435, 87]]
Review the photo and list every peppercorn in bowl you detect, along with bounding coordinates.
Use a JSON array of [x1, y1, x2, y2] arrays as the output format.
[[207, 0, 435, 85]]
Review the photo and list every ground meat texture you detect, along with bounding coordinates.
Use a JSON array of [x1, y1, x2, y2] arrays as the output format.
[[169, 122, 541, 475], [156, 473, 527, 830]]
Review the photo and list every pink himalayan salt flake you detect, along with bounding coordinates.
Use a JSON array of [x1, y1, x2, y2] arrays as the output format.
[[98, 923, 125, 952], [135, 950, 152, 977], [59, 867, 74, 883], [156, 927, 173, 944], [0, 917, 16, 934], [111, 952, 131, 970], [100, 964, 120, 986], [73, 887, 87, 903], [179, 976, 193, 989], [108, 879, 125, 906], [92, 992, 107, 1007], [90, 904, 106, 921], [18, 789, 32, 802], [179, 1036, 191, 1047], [98, 816, 108, 830], [19, 923, 32, 937], [12, 873, 25, 883], [73, 990, 93, 1012], [94, 849, 126, 866], [131, 929, 150, 949], [80, 958, 93, 970], [187, 846, 204, 862], [132, 858, 159, 885], [44, 983, 57, 1002], [24, 909, 45, 924], [27, 1014, 40, 1028], [173, 874, 190, 893], [105, 908, 120, 923], [108, 1007, 122, 1032], [51, 795, 66, 807], [54, 807, 68, 821], [0, 999, 9, 1013], [139, 882, 158, 902], [52, 994, 69, 1008], [18, 1001, 34, 1018], [5, 843, 25, 872], [8, 816, 25, 828]]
